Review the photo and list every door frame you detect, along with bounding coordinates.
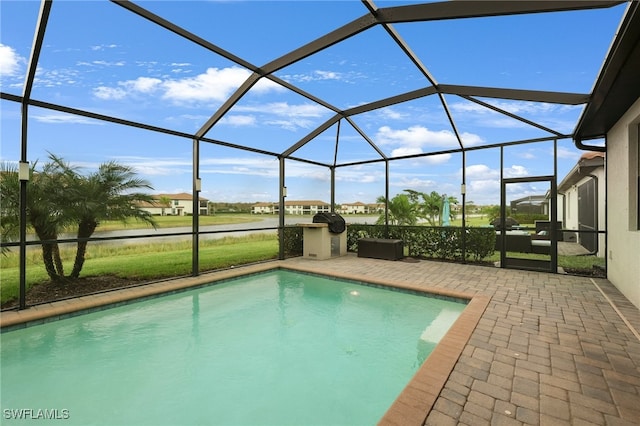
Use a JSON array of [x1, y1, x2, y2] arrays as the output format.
[[500, 175, 558, 273]]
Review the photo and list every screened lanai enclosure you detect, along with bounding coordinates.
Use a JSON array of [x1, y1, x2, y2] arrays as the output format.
[[1, 0, 630, 309]]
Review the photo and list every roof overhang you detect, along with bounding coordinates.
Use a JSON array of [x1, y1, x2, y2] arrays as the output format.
[[574, 1, 640, 144], [557, 154, 605, 192]]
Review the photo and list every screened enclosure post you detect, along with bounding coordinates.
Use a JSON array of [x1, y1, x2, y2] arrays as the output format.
[[278, 157, 286, 260], [330, 166, 335, 212], [551, 140, 558, 273], [19, 104, 29, 310], [192, 138, 200, 276], [461, 150, 467, 262], [17, 0, 52, 309], [18, 178, 27, 310], [384, 160, 390, 238], [499, 146, 506, 268]]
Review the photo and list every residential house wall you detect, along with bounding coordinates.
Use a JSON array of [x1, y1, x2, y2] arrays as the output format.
[[251, 203, 278, 214], [139, 193, 208, 216], [606, 96, 640, 308], [251, 201, 330, 215], [284, 200, 330, 215], [556, 153, 606, 257], [339, 202, 368, 214]]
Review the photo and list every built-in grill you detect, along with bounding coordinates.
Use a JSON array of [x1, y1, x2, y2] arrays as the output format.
[[312, 212, 346, 234]]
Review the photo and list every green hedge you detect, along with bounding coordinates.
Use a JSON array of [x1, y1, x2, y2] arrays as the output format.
[[281, 224, 495, 262], [346, 225, 496, 261], [280, 226, 303, 258]]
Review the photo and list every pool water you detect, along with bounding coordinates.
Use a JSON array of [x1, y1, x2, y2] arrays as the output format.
[[1, 269, 465, 425]]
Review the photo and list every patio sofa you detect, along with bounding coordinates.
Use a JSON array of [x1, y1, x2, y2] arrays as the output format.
[[495, 231, 550, 254]]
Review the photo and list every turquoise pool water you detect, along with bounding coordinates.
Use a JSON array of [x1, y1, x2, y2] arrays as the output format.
[[1, 269, 465, 425]]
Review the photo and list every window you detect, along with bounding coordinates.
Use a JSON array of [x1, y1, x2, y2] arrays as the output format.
[[636, 124, 639, 230], [630, 122, 640, 231]]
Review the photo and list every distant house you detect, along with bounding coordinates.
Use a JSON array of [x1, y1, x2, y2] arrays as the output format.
[[556, 152, 606, 257], [339, 202, 368, 214], [139, 193, 209, 216], [510, 195, 547, 215], [251, 202, 278, 215], [338, 202, 383, 215], [251, 200, 330, 215]]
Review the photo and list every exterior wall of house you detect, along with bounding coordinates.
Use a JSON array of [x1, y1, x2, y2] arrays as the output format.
[[138, 194, 208, 216], [252, 204, 277, 214], [559, 168, 606, 257], [606, 96, 640, 309], [143, 206, 164, 216], [251, 201, 329, 215], [285, 203, 330, 215], [340, 203, 367, 214]]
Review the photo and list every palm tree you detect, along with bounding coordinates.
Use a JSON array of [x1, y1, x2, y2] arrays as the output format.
[[1, 157, 77, 280], [376, 194, 418, 225], [67, 160, 157, 278], [1, 162, 22, 257], [2, 155, 157, 281], [403, 189, 458, 226], [158, 195, 171, 216]]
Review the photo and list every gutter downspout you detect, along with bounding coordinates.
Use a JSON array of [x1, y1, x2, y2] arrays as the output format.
[[574, 136, 606, 153]]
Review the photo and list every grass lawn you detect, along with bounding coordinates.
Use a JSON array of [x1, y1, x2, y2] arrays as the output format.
[[89, 213, 262, 231], [0, 234, 279, 304]]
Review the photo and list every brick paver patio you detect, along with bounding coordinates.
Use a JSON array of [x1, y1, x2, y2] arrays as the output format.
[[2, 254, 639, 425]]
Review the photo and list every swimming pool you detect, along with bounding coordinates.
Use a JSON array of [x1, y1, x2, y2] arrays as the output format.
[[1, 269, 466, 425]]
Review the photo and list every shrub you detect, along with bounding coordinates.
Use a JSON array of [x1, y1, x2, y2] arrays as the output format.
[[281, 226, 303, 257], [346, 224, 495, 262]]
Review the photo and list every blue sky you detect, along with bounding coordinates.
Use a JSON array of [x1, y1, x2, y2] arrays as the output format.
[[0, 1, 627, 206]]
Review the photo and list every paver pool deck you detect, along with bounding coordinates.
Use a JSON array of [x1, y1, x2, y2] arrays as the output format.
[[2, 254, 639, 425]]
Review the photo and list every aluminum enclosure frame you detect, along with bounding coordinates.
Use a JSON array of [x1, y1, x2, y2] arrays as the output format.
[[1, 0, 628, 309]]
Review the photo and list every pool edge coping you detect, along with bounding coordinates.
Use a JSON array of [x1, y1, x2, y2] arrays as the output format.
[[0, 261, 488, 425]]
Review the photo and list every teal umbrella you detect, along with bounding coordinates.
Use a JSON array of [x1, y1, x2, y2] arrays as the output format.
[[442, 195, 451, 226]]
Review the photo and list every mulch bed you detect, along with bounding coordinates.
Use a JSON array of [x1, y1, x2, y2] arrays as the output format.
[[1, 275, 147, 310]]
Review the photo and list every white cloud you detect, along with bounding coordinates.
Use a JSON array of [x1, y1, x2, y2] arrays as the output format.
[[124, 77, 162, 93], [112, 156, 191, 177], [379, 107, 406, 120], [465, 164, 498, 179], [556, 146, 581, 160], [285, 69, 345, 83], [162, 67, 250, 103], [92, 66, 284, 105], [90, 44, 118, 51], [390, 146, 423, 157], [391, 177, 438, 190], [220, 115, 256, 126], [92, 60, 125, 67], [459, 132, 484, 146], [94, 86, 128, 100], [31, 114, 102, 125], [235, 102, 329, 130], [0, 43, 22, 76], [375, 125, 484, 156], [504, 165, 529, 178], [376, 125, 460, 149], [314, 70, 342, 80], [235, 102, 326, 118]]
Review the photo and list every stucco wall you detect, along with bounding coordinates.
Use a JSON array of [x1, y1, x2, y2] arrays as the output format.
[[561, 169, 606, 257], [606, 97, 640, 309]]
